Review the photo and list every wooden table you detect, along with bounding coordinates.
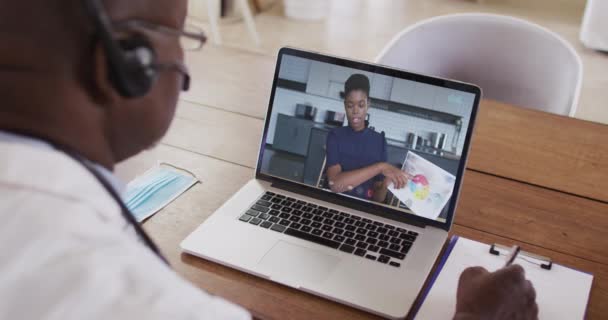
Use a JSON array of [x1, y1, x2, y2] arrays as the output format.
[[116, 45, 608, 319]]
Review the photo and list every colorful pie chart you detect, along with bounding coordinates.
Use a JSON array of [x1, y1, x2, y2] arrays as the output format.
[[408, 174, 430, 200]]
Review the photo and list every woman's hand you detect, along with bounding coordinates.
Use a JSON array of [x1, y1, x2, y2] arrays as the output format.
[[380, 163, 411, 189]]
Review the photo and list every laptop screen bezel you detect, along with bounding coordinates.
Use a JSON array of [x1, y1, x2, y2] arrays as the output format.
[[255, 47, 481, 231]]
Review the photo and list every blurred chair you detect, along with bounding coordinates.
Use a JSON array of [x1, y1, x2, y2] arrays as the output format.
[[206, 0, 261, 46], [375, 13, 582, 117]]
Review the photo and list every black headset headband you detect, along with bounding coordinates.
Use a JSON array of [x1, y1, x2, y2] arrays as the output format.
[[83, 0, 155, 98]]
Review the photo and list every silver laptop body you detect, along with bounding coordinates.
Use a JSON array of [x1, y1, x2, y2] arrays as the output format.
[[181, 47, 481, 319]]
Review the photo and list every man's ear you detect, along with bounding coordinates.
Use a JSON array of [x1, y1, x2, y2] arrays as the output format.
[[91, 42, 121, 104]]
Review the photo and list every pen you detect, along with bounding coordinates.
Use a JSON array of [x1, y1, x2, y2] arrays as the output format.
[[504, 245, 521, 267]]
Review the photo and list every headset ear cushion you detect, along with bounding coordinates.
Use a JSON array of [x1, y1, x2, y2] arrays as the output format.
[[115, 34, 157, 98]]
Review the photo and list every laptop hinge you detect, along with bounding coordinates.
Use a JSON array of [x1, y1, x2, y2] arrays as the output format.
[[271, 180, 427, 229]]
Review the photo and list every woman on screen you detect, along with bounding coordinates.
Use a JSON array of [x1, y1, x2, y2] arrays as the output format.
[[325, 74, 409, 203]]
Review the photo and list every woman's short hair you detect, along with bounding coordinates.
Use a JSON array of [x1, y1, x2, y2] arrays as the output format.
[[344, 74, 370, 98]]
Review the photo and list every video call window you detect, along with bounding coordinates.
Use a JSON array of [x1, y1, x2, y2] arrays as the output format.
[[260, 54, 476, 222]]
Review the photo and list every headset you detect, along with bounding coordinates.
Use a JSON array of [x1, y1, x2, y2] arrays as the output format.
[[83, 0, 157, 98]]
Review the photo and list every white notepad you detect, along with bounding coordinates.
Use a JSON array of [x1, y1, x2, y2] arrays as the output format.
[[414, 236, 594, 319]]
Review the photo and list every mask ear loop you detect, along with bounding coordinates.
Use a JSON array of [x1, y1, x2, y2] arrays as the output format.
[[158, 161, 201, 183]]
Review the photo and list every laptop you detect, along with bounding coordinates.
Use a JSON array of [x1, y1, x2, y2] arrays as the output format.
[[181, 47, 481, 319]]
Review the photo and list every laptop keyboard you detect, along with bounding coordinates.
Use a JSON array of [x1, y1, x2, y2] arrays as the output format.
[[238, 191, 419, 268]]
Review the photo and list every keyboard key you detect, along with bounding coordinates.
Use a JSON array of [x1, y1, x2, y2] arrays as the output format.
[[355, 234, 366, 241], [356, 228, 367, 235], [289, 216, 301, 223], [270, 224, 286, 232], [251, 205, 270, 213], [355, 221, 366, 228], [270, 198, 282, 204], [284, 228, 340, 249], [239, 215, 252, 222], [335, 222, 346, 228], [389, 261, 401, 267], [275, 194, 285, 199], [389, 244, 401, 251], [301, 226, 312, 232], [271, 204, 282, 209], [322, 212, 333, 218], [339, 244, 355, 253], [281, 200, 291, 206], [378, 241, 389, 248], [345, 238, 357, 245], [258, 213, 270, 220], [344, 218, 355, 225], [322, 231, 334, 239], [279, 212, 290, 219], [318, 206, 328, 211], [399, 233, 417, 242], [265, 191, 275, 196], [246, 210, 260, 217], [308, 204, 318, 208], [260, 221, 272, 228], [388, 230, 399, 237], [291, 222, 302, 230], [365, 238, 378, 245], [384, 225, 395, 230], [323, 218, 335, 226], [339, 212, 351, 217], [292, 204, 303, 210], [354, 248, 366, 256], [311, 222, 322, 228], [303, 212, 313, 219], [356, 241, 368, 249], [321, 225, 333, 232], [379, 248, 406, 260], [296, 200, 306, 205], [269, 216, 280, 223], [301, 219, 311, 226], [334, 216, 345, 222], [279, 219, 291, 227], [286, 197, 295, 202], [368, 245, 380, 253], [396, 227, 407, 233], [390, 237, 402, 244], [345, 225, 356, 231], [303, 206, 314, 212], [249, 218, 262, 225], [344, 231, 355, 238], [292, 210, 303, 216], [400, 246, 410, 254], [379, 234, 391, 241], [256, 200, 272, 207], [313, 216, 324, 222], [351, 215, 361, 221], [408, 231, 419, 236], [329, 209, 339, 214], [312, 229, 323, 236], [281, 207, 293, 213], [312, 209, 323, 215], [378, 255, 390, 264], [365, 224, 377, 231], [373, 221, 384, 226], [332, 228, 344, 235], [334, 235, 345, 242], [365, 254, 376, 261], [367, 231, 379, 238], [377, 227, 388, 234], [362, 218, 372, 223], [261, 195, 273, 201], [268, 209, 280, 216]]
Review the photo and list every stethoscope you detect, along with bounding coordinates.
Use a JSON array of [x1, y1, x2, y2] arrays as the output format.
[[4, 129, 170, 266]]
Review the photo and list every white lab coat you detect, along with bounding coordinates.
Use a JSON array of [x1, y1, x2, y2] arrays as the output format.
[[0, 140, 250, 320]]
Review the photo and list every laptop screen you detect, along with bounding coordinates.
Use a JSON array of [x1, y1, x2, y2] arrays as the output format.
[[257, 48, 480, 229]]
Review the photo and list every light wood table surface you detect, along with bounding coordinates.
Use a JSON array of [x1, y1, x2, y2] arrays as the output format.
[[116, 45, 608, 319]]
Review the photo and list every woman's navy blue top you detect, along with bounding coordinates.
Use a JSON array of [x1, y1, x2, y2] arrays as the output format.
[[325, 126, 387, 200]]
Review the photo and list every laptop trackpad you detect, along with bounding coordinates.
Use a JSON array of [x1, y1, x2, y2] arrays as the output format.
[[257, 240, 340, 287]]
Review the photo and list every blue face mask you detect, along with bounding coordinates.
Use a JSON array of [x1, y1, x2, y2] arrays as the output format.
[[123, 165, 199, 222]]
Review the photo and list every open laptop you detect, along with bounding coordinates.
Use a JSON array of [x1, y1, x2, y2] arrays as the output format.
[[181, 47, 481, 319]]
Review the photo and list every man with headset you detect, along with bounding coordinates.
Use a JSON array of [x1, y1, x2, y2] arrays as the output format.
[[0, 1, 537, 319]]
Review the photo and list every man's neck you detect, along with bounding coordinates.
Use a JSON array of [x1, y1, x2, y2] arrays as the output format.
[[0, 71, 117, 169]]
